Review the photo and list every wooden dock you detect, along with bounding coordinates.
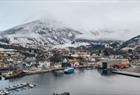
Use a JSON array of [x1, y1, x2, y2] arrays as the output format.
[[0, 83, 36, 95], [112, 70, 140, 78], [23, 69, 52, 75]]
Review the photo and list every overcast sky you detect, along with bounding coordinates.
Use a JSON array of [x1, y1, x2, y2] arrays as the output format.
[[0, 0, 140, 40]]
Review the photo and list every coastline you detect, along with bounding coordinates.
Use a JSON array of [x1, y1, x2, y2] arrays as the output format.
[[4, 65, 140, 79], [23, 64, 96, 76]]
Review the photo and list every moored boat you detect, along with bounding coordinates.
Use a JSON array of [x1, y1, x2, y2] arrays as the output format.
[[0, 89, 10, 95], [2, 69, 24, 79], [64, 67, 74, 74], [0, 76, 5, 80]]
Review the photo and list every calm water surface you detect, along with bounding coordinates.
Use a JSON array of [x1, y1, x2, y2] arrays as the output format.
[[1, 69, 140, 95]]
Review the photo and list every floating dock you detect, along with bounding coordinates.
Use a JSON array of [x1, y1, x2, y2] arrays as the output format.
[[0, 83, 36, 95], [112, 70, 140, 78]]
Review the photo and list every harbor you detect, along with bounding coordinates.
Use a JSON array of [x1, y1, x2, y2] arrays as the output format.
[[1, 69, 140, 95]]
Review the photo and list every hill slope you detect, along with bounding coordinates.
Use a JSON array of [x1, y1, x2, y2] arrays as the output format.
[[0, 19, 81, 48], [120, 35, 140, 49]]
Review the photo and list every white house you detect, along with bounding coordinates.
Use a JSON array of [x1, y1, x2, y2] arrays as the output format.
[[38, 61, 51, 69]]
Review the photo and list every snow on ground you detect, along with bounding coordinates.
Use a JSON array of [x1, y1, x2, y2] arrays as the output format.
[[53, 42, 89, 49]]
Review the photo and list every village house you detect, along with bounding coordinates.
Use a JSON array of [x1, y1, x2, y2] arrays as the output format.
[[0, 48, 24, 69]]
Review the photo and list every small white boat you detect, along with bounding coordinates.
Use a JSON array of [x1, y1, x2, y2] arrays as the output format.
[[0, 89, 10, 95], [0, 76, 5, 81], [28, 83, 36, 88]]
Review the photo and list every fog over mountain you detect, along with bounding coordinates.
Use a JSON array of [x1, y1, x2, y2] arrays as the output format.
[[0, 0, 140, 40]]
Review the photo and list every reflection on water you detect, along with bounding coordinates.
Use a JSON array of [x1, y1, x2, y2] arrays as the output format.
[[1, 69, 140, 95], [52, 70, 64, 77]]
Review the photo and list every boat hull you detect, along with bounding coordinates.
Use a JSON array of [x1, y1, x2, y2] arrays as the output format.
[[64, 68, 74, 74], [2, 69, 24, 79]]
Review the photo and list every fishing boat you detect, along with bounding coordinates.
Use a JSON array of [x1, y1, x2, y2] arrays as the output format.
[[2, 69, 24, 79], [0, 76, 5, 80], [64, 67, 74, 74]]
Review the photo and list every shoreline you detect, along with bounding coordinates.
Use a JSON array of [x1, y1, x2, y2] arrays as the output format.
[[4, 65, 140, 79], [112, 70, 140, 78], [23, 65, 96, 76]]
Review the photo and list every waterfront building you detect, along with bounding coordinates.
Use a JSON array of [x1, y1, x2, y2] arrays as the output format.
[[98, 58, 130, 69]]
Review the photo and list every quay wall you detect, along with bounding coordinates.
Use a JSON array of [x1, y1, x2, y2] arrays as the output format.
[[112, 70, 140, 78]]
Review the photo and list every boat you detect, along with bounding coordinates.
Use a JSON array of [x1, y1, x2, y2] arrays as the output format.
[[27, 83, 36, 88], [0, 89, 10, 95], [2, 69, 24, 79], [64, 67, 74, 74], [0, 76, 5, 80], [0, 91, 7, 95]]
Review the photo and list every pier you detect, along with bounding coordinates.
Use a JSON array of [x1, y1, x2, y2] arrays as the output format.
[[0, 83, 36, 95], [112, 70, 140, 78]]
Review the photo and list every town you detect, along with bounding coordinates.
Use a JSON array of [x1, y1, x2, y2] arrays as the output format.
[[0, 43, 139, 79]]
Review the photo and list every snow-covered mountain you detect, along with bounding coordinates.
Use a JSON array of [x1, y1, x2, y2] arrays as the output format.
[[0, 18, 133, 50], [0, 19, 81, 48]]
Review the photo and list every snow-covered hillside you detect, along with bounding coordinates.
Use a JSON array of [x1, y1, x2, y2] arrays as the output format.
[[0, 18, 131, 49], [0, 19, 81, 48]]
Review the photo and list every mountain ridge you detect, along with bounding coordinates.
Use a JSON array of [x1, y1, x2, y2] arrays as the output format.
[[120, 35, 140, 49], [0, 18, 139, 50], [0, 19, 81, 48]]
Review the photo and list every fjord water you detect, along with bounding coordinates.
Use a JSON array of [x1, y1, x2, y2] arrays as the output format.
[[1, 69, 140, 95]]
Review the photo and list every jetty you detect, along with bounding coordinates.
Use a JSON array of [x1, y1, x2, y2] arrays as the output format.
[[112, 70, 140, 78], [23, 69, 52, 75], [0, 83, 36, 95]]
